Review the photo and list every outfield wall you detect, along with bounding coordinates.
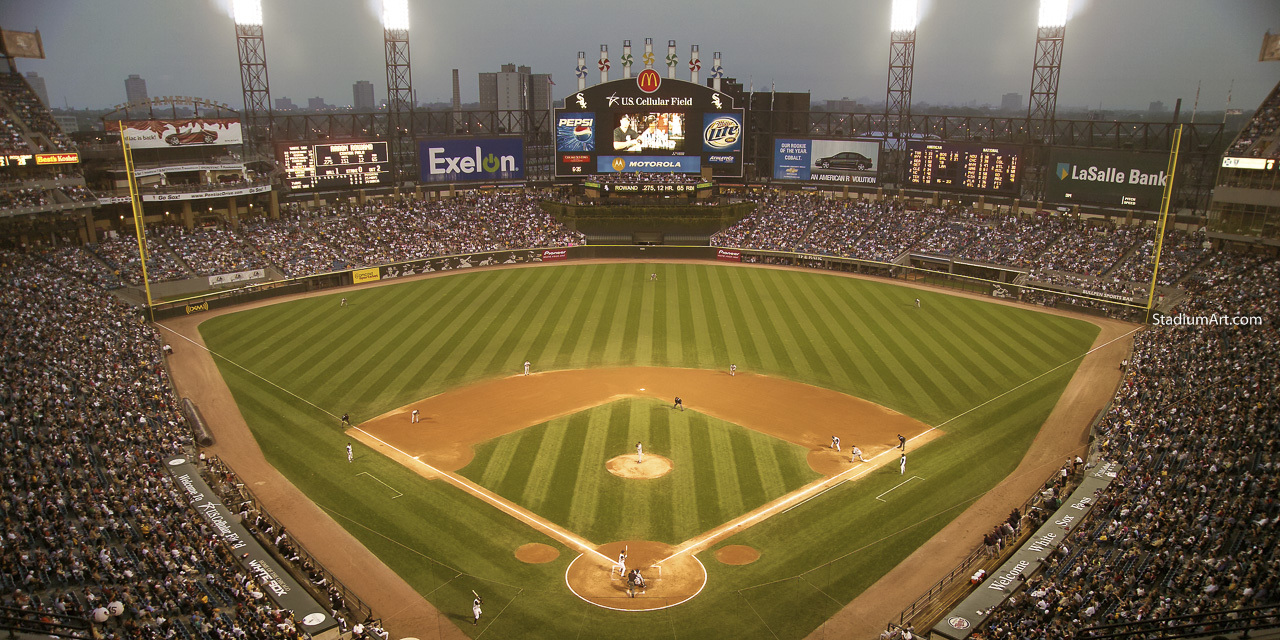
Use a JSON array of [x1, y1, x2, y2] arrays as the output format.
[[151, 244, 1145, 322]]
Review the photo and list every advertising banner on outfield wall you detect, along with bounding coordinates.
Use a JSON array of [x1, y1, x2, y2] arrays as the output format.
[[378, 250, 548, 281], [352, 267, 381, 284], [418, 137, 525, 184], [716, 248, 741, 262], [1047, 148, 1170, 210], [208, 269, 266, 287]]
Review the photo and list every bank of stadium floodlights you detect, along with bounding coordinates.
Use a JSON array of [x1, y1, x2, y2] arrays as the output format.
[[885, 0, 918, 184], [233, 0, 272, 160], [1023, 0, 1067, 200], [383, 0, 415, 185]]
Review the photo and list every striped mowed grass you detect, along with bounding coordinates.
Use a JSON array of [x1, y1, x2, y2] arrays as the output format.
[[198, 262, 1100, 639], [458, 397, 822, 545]]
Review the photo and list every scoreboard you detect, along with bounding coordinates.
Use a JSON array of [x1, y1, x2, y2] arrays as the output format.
[[279, 141, 389, 191], [906, 141, 1022, 195]]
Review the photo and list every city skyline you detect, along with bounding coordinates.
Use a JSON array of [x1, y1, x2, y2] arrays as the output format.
[[1, 0, 1277, 113]]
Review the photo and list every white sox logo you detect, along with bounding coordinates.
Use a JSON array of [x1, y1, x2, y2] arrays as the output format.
[[712, 94, 722, 109], [575, 94, 587, 109]]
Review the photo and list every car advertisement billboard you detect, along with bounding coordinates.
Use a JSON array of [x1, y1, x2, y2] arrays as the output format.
[[418, 137, 525, 184], [1047, 148, 1170, 209], [773, 138, 881, 185], [554, 76, 743, 178], [119, 118, 243, 148]]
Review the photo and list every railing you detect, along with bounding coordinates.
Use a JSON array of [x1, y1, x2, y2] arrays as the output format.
[[201, 455, 375, 624], [1079, 602, 1280, 639]]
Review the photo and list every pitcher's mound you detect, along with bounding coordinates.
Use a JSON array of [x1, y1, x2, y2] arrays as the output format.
[[606, 455, 672, 479], [515, 543, 559, 564]]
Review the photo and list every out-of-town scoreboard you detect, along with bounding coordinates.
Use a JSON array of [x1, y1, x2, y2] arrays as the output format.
[[278, 140, 390, 191]]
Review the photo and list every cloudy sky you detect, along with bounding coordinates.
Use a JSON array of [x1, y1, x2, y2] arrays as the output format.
[[2, 0, 1277, 112]]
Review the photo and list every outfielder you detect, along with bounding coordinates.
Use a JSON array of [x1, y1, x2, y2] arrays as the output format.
[[636, 442, 644, 463], [831, 435, 841, 452], [410, 409, 419, 423], [523, 361, 531, 375]]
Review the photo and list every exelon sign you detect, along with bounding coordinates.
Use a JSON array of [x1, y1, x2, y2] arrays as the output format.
[[418, 138, 525, 183]]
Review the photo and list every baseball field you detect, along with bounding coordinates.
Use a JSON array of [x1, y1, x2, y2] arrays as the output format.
[[183, 261, 1105, 638]]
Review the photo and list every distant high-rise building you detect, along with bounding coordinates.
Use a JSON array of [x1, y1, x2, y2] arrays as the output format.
[[1001, 92, 1022, 112], [478, 63, 551, 132], [307, 97, 329, 111], [25, 72, 49, 107], [353, 80, 375, 111], [1148, 100, 1166, 113], [275, 96, 298, 111], [125, 74, 148, 105], [54, 115, 79, 133]]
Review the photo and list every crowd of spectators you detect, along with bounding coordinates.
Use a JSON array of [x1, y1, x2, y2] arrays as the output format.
[[591, 172, 701, 185], [1, 111, 30, 154], [159, 224, 266, 277], [0, 250, 349, 638], [0, 72, 74, 152], [977, 254, 1280, 639], [0, 187, 51, 210], [1226, 84, 1280, 158], [91, 229, 190, 285]]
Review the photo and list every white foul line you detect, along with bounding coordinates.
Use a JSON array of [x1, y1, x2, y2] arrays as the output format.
[[356, 472, 404, 499], [875, 475, 922, 502]]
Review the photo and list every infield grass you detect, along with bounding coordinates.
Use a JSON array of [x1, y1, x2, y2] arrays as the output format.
[[459, 397, 822, 544], [198, 262, 1102, 638]]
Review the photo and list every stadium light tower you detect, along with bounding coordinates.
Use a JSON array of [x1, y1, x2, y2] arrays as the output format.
[[383, 0, 415, 185], [233, 0, 272, 159], [885, 0, 918, 185], [1025, 0, 1068, 201], [1027, 0, 1067, 139]]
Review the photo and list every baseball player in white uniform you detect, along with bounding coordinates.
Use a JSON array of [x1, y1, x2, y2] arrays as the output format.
[[730, 363, 736, 376], [636, 442, 644, 463], [900, 453, 907, 475], [472, 596, 482, 625], [831, 435, 841, 452], [346, 444, 353, 463], [410, 409, 419, 423], [523, 361, 531, 375], [850, 446, 866, 463], [613, 549, 627, 577]]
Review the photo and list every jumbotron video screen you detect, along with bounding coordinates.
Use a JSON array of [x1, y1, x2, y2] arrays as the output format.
[[554, 71, 744, 178]]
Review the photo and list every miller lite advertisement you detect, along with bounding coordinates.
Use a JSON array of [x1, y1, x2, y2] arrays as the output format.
[[554, 75, 742, 178]]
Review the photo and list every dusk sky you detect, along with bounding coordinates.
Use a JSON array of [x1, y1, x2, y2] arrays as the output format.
[[2, 0, 1278, 113]]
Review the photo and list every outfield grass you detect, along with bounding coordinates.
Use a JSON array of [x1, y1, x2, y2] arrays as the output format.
[[459, 397, 822, 544], [199, 262, 1101, 638]]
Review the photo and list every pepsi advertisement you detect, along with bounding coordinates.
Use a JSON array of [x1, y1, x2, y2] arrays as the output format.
[[553, 75, 743, 178], [418, 137, 525, 184]]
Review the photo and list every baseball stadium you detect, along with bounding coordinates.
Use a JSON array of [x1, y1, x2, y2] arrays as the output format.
[[1, 2, 1279, 639]]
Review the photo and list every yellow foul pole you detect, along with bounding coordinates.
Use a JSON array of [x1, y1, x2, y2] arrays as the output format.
[[1146, 124, 1182, 315], [120, 132, 155, 322]]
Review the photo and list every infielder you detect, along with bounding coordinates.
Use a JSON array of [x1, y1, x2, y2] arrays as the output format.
[[410, 409, 419, 423], [850, 446, 866, 463], [341, 413, 350, 427], [523, 361, 531, 375], [900, 453, 907, 475], [472, 595, 482, 625], [730, 363, 736, 376], [674, 396, 684, 411], [636, 442, 644, 463], [346, 444, 353, 463], [831, 435, 841, 452], [898, 433, 907, 450]]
